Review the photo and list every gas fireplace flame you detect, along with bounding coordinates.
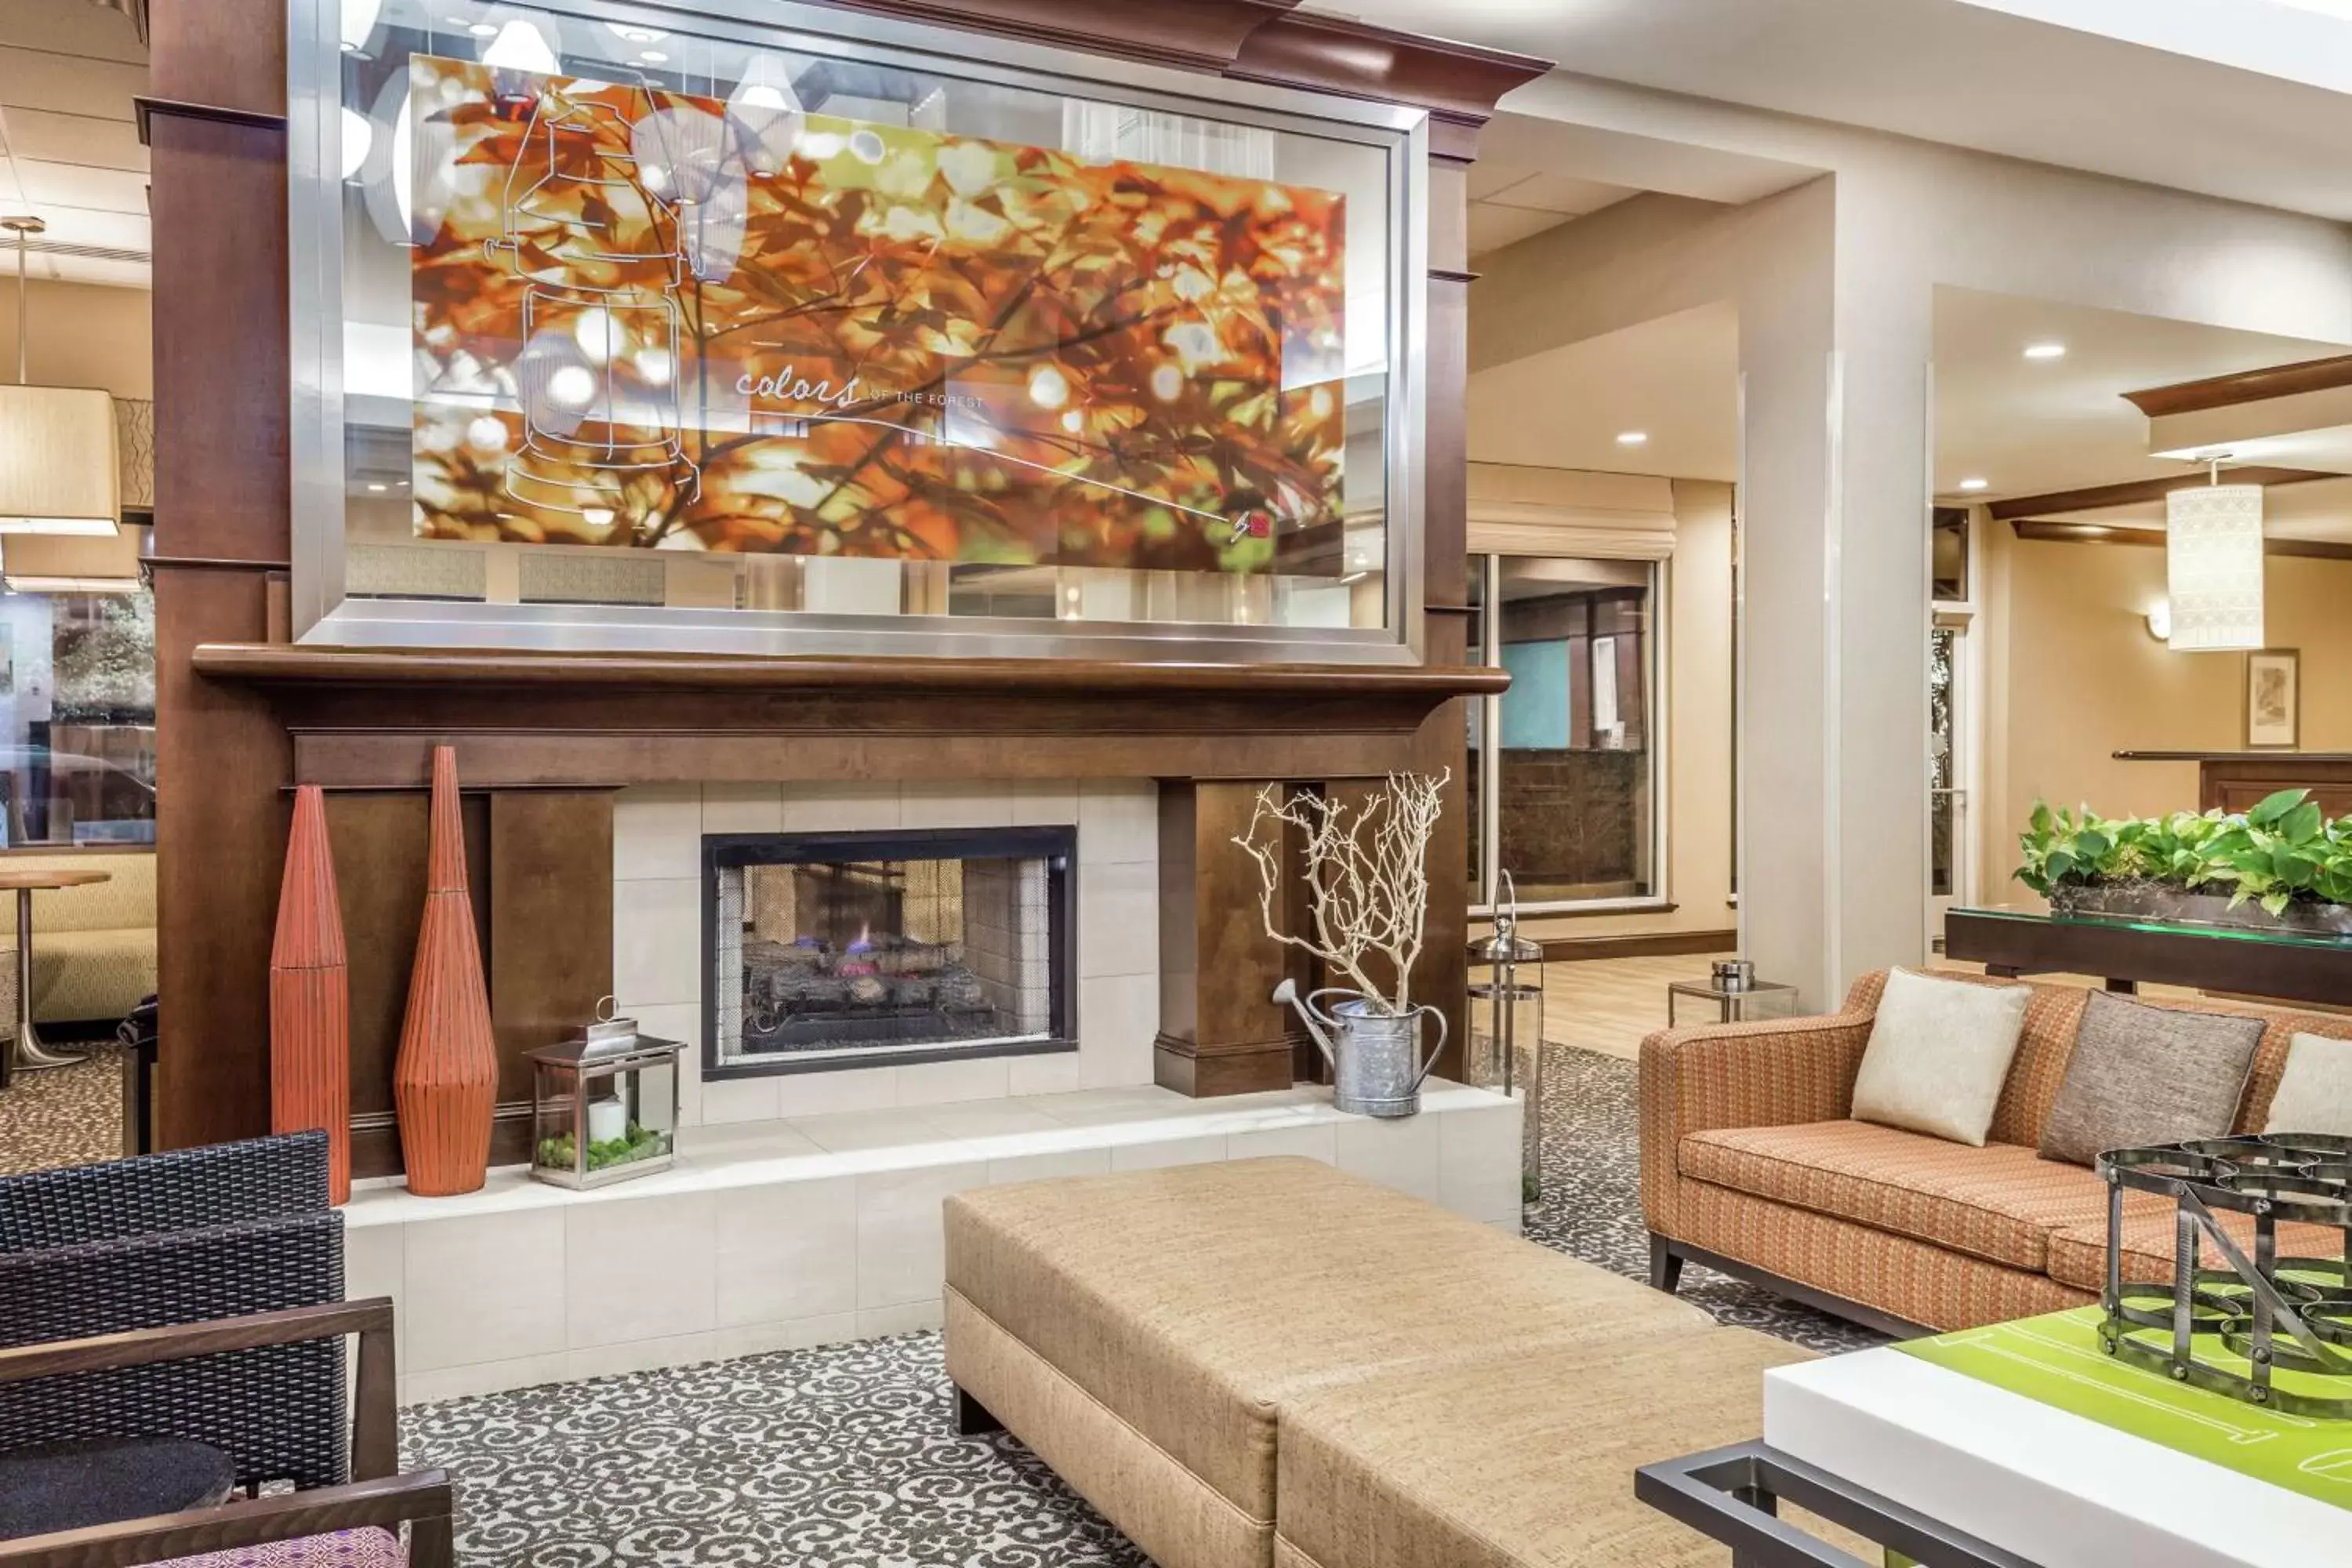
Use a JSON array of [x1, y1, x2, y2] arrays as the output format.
[[846, 922, 874, 956]]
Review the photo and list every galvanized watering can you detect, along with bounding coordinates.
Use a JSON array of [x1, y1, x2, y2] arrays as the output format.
[[1272, 978, 1448, 1119]]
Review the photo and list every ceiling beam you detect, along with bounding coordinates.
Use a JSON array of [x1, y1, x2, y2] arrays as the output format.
[[2122, 354, 2352, 418], [1983, 467, 2339, 521], [2009, 519, 2352, 561]]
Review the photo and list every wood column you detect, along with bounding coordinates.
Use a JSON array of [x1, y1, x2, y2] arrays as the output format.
[[1154, 780, 1314, 1097], [148, 0, 295, 1149]]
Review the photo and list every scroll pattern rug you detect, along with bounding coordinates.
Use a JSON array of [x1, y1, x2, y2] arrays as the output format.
[[404, 1044, 1881, 1566]]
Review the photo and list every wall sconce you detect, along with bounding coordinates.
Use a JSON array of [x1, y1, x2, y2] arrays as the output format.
[[2144, 600, 2172, 642]]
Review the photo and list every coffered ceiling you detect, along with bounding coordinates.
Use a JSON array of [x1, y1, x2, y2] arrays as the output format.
[[0, 1, 148, 289]]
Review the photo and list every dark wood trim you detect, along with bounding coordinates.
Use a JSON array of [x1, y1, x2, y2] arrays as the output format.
[[0, 1299, 393, 1385], [1985, 468, 2337, 521], [133, 94, 286, 145], [1429, 268, 1481, 285], [2115, 750, 2352, 762], [1650, 1233, 1935, 1341], [2009, 518, 2352, 561], [1152, 1032, 1299, 1097], [2123, 353, 2352, 418], [1944, 908, 2352, 1009], [194, 643, 1508, 699], [145, 554, 294, 574], [1538, 928, 1736, 962]]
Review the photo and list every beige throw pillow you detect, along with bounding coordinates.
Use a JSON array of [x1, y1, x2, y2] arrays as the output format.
[[1849, 969, 2031, 1147], [2264, 1033, 2352, 1138]]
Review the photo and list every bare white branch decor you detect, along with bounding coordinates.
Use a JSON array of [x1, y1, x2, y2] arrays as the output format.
[[1232, 771, 1449, 1015]]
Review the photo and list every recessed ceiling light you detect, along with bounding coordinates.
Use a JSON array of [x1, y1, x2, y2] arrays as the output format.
[[466, 21, 497, 37], [1957, 477, 1990, 492], [640, 50, 668, 63], [2023, 342, 2067, 361], [366, 481, 387, 492], [1615, 430, 1648, 446]]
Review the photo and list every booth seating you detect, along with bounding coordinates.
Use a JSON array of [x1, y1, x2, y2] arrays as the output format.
[[0, 851, 155, 1026], [943, 1156, 1813, 1568]]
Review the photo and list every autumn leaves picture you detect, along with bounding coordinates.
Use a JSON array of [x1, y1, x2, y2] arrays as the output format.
[[410, 58, 1349, 574]]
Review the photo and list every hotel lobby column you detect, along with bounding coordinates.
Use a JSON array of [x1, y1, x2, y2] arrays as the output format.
[[145, 0, 298, 1148]]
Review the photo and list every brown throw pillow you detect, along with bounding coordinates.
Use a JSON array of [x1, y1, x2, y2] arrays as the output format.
[[2039, 990, 2264, 1167]]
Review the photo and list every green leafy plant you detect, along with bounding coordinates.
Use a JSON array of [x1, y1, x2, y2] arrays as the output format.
[[2014, 789, 2352, 916]]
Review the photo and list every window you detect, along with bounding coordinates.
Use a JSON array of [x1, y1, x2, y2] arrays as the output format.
[[0, 584, 155, 847], [1467, 554, 1664, 910]]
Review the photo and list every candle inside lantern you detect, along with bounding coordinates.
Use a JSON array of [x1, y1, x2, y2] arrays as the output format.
[[586, 1094, 628, 1145]]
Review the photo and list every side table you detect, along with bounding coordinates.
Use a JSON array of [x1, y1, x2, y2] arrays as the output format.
[[0, 866, 111, 1087], [1668, 975, 1798, 1029]]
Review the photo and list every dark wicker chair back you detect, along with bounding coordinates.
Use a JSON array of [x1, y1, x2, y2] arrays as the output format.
[[0, 1210, 350, 1490], [0, 1130, 332, 1254], [0, 1131, 349, 1491]]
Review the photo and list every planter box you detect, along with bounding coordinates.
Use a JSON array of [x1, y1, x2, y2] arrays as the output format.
[[2049, 881, 2352, 938]]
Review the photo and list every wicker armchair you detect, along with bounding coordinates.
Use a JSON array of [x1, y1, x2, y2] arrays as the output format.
[[0, 1133, 451, 1567]]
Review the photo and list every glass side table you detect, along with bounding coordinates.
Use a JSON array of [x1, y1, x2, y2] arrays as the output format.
[[1668, 977, 1798, 1028]]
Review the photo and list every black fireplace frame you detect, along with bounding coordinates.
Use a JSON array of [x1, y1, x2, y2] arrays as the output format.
[[700, 825, 1079, 1080]]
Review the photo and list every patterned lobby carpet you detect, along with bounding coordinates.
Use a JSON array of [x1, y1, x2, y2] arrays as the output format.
[[0, 1045, 124, 1176], [406, 1042, 1881, 1566]]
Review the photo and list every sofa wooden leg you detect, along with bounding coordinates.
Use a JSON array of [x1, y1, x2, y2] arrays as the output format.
[[1649, 1234, 1684, 1294], [954, 1384, 1004, 1438]]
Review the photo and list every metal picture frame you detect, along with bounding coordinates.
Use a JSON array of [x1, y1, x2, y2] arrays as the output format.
[[287, 0, 1431, 666]]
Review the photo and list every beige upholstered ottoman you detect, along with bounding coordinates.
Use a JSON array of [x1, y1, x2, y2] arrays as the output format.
[[943, 1156, 1715, 1568], [1273, 1327, 1814, 1568]]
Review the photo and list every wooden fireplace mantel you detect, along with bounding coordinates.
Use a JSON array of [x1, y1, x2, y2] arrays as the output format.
[[191, 642, 1505, 702]]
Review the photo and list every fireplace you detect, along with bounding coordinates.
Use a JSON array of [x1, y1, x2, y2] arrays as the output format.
[[702, 826, 1077, 1076]]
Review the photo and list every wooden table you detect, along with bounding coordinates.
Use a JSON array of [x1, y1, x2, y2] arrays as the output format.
[[0, 866, 111, 1087], [1943, 904, 2352, 1010]]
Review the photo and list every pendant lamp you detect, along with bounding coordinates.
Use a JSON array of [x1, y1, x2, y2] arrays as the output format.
[[2164, 459, 2263, 652], [0, 218, 120, 537]]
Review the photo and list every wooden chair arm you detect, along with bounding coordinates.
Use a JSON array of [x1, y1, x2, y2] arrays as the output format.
[[0, 1469, 455, 1568], [0, 1299, 401, 1481]]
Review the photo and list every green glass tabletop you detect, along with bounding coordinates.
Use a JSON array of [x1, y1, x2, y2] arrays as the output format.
[[1954, 903, 2352, 953]]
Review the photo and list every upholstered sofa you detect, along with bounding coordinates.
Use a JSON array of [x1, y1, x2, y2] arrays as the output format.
[[1641, 968, 2352, 1336], [0, 851, 155, 1028]]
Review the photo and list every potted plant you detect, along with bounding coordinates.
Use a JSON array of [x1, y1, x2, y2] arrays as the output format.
[[1233, 771, 1450, 1117], [2014, 789, 2352, 936]]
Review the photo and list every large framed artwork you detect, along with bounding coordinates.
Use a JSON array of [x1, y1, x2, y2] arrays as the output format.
[[292, 1, 1427, 661]]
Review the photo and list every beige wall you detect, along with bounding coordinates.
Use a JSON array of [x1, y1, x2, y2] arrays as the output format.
[[1975, 525, 2352, 902]]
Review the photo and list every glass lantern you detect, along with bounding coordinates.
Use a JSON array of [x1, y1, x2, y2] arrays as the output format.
[[1468, 872, 1545, 1210], [526, 1013, 684, 1190]]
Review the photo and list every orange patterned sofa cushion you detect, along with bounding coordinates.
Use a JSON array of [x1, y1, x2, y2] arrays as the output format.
[[1679, 1120, 2114, 1272], [2045, 1203, 2344, 1294]]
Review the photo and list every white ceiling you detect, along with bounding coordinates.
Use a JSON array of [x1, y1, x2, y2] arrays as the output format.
[[1465, 160, 1638, 258], [1466, 300, 1738, 481], [1322, 0, 2352, 222], [1931, 286, 2352, 502], [0, 1, 147, 289]]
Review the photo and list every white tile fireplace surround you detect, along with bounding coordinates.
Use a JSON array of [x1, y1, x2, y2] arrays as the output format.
[[343, 775, 1523, 1405], [612, 779, 1163, 1123]]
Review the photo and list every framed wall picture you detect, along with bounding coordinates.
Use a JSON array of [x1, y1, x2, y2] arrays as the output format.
[[2245, 648, 2300, 750]]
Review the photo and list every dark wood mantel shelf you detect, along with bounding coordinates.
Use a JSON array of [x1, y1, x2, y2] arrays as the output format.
[[2114, 750, 2352, 763], [192, 642, 1506, 700]]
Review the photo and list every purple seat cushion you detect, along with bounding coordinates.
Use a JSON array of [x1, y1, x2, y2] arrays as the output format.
[[160, 1527, 404, 1568]]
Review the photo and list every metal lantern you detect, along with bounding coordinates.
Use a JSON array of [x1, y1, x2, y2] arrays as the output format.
[[1468, 871, 1545, 1208], [526, 1007, 684, 1190]]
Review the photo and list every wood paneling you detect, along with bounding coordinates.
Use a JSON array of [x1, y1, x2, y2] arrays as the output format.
[[488, 791, 615, 1100], [2009, 519, 2352, 561], [1538, 930, 1738, 963], [2123, 354, 2352, 418], [147, 0, 285, 113], [1155, 781, 1307, 1096]]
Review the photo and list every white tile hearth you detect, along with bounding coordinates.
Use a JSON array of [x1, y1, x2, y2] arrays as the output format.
[[350, 1078, 1522, 1404]]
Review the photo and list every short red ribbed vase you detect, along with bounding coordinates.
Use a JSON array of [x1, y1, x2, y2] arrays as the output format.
[[270, 784, 351, 1203], [393, 746, 498, 1196]]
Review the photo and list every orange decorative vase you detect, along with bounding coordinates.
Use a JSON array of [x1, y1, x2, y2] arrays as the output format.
[[393, 746, 498, 1196], [270, 785, 351, 1203]]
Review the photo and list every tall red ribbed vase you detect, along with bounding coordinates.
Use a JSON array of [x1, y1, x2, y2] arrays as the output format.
[[270, 784, 351, 1203], [393, 746, 498, 1196]]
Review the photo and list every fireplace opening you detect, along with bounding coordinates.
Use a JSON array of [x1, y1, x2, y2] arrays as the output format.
[[703, 826, 1076, 1076]]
